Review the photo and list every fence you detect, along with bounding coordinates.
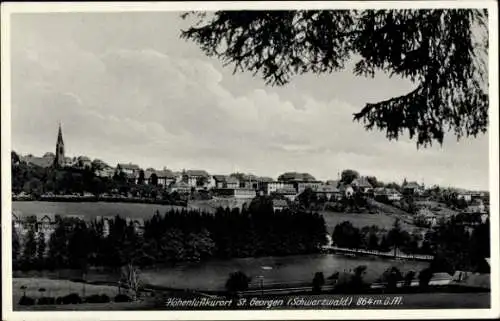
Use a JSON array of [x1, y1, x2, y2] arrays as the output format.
[[322, 245, 434, 261]]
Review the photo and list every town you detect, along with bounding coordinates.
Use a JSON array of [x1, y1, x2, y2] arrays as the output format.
[[12, 124, 490, 224]]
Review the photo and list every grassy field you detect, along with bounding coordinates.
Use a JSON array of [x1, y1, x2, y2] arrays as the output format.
[[12, 277, 121, 308], [13, 201, 184, 220], [320, 211, 414, 233]]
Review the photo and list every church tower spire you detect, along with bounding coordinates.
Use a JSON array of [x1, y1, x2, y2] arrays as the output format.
[[54, 122, 65, 167]]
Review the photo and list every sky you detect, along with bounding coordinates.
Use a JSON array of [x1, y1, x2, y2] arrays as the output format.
[[9, 12, 490, 190]]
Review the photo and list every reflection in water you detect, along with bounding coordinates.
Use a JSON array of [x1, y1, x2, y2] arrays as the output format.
[[140, 253, 429, 291]]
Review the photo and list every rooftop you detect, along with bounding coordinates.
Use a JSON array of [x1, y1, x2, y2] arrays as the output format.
[[278, 172, 316, 182], [118, 163, 140, 170], [185, 169, 209, 177]]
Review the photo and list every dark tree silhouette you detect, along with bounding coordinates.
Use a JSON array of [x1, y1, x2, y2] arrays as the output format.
[[382, 266, 403, 291], [312, 272, 325, 293], [150, 173, 158, 186], [137, 170, 145, 185], [225, 271, 251, 294], [181, 9, 488, 147], [340, 169, 360, 184]]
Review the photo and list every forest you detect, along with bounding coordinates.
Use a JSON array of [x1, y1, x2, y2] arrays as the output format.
[[12, 196, 328, 271]]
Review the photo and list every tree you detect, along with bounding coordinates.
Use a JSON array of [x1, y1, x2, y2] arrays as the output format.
[[181, 10, 488, 147], [11, 151, 20, 165], [120, 263, 141, 301], [367, 229, 380, 250], [225, 271, 251, 294], [48, 218, 69, 268], [403, 270, 416, 288], [150, 173, 158, 186], [366, 176, 382, 188], [137, 170, 145, 185], [332, 221, 361, 249], [340, 169, 360, 184], [312, 272, 325, 293], [196, 176, 208, 187], [387, 218, 406, 257], [12, 226, 21, 268], [22, 227, 37, 266], [350, 265, 368, 292], [418, 268, 433, 288], [382, 266, 403, 291], [298, 187, 317, 208], [37, 232, 46, 263]]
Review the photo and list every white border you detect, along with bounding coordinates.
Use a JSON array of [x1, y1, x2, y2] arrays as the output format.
[[1, 1, 498, 320]]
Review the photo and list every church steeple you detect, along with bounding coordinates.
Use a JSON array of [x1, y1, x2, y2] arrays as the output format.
[[54, 122, 65, 167]]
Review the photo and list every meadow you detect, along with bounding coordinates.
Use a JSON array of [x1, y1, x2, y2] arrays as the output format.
[[13, 201, 183, 220]]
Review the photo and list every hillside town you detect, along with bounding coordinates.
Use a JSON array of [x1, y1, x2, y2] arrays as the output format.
[[12, 124, 490, 256]]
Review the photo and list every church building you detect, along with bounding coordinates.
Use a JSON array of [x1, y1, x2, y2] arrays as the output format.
[[54, 123, 65, 168]]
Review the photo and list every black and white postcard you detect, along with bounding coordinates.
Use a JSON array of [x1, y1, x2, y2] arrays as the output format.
[[1, 1, 499, 320]]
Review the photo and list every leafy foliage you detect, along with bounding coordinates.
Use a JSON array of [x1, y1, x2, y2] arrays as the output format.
[[340, 169, 360, 184], [225, 271, 251, 293], [181, 9, 488, 147]]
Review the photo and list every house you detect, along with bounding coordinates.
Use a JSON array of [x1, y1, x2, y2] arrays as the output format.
[[262, 181, 294, 195], [402, 181, 423, 196], [456, 190, 473, 202], [338, 183, 354, 198], [247, 176, 274, 191], [35, 213, 57, 234], [95, 166, 115, 178], [183, 170, 210, 188], [296, 181, 323, 194], [416, 208, 438, 227], [213, 175, 228, 188], [373, 187, 386, 198], [278, 172, 316, 183], [118, 163, 141, 177], [272, 199, 289, 212], [326, 180, 340, 186], [212, 175, 240, 189], [351, 177, 373, 194], [225, 176, 240, 189], [170, 181, 191, 194], [214, 188, 256, 199], [63, 156, 73, 167], [94, 160, 115, 178], [274, 187, 298, 202], [373, 187, 402, 201], [93, 159, 115, 177], [21, 153, 55, 168], [386, 188, 402, 201], [96, 216, 115, 237], [277, 172, 322, 194], [143, 168, 176, 187], [315, 184, 341, 201], [76, 156, 92, 169], [466, 202, 486, 214], [125, 218, 145, 235]]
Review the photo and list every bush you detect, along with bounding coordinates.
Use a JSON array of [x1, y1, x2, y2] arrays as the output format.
[[85, 294, 111, 303], [55, 296, 64, 304], [37, 297, 56, 305], [225, 271, 252, 294], [18, 295, 35, 306], [62, 293, 82, 304], [114, 294, 131, 302], [312, 272, 325, 293], [418, 268, 434, 288]]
